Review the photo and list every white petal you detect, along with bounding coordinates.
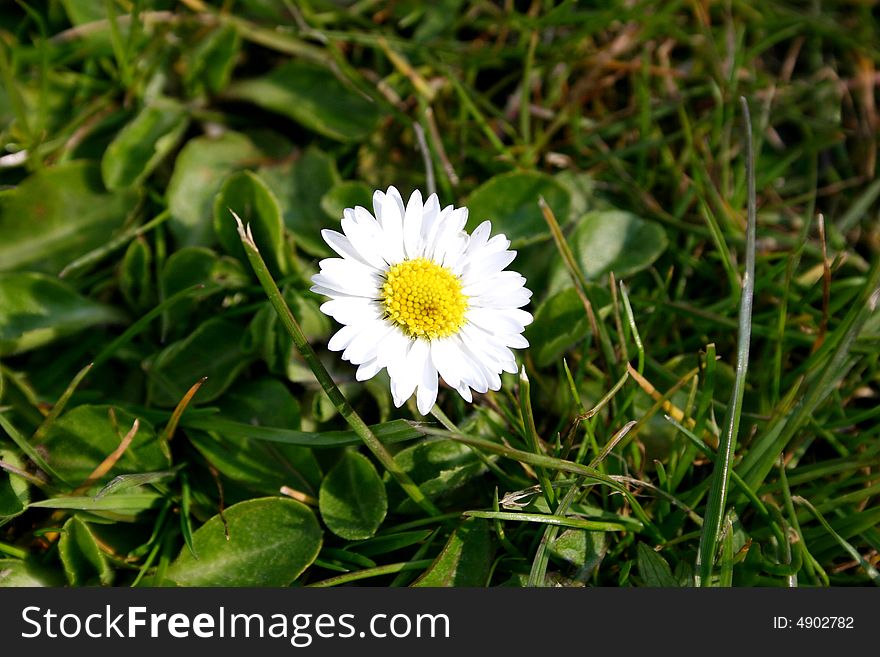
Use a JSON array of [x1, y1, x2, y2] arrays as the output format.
[[503, 333, 529, 349], [389, 338, 428, 407], [435, 207, 468, 265], [462, 249, 516, 279], [372, 189, 386, 226], [340, 210, 388, 269], [420, 194, 440, 241], [312, 263, 380, 297], [342, 321, 394, 364], [319, 298, 380, 325], [309, 284, 374, 300], [352, 205, 380, 230], [430, 338, 463, 388], [456, 382, 473, 403], [377, 326, 412, 369], [379, 189, 405, 264], [466, 221, 492, 253], [356, 358, 383, 381], [470, 288, 533, 310], [416, 361, 439, 415], [321, 229, 375, 269], [403, 189, 424, 258], [462, 270, 527, 296], [328, 324, 359, 352], [462, 233, 510, 268], [466, 307, 531, 335], [458, 334, 501, 392], [449, 336, 489, 393]]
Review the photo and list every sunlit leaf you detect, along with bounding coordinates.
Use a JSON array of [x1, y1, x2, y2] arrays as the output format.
[[165, 497, 322, 586], [319, 451, 387, 540]]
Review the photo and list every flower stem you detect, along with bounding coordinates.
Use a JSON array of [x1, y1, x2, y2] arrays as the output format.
[[232, 211, 441, 517]]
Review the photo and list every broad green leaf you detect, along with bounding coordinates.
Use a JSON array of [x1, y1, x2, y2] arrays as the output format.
[[0, 273, 125, 356], [184, 25, 241, 95], [554, 210, 668, 282], [245, 301, 292, 373], [548, 529, 606, 572], [319, 451, 387, 540], [636, 542, 678, 587], [147, 318, 250, 407], [0, 449, 29, 521], [525, 287, 590, 367], [167, 132, 264, 247], [222, 377, 302, 430], [0, 161, 139, 273], [384, 439, 488, 512], [58, 516, 114, 586], [101, 99, 189, 190], [119, 237, 154, 314], [165, 497, 322, 586], [0, 559, 63, 587], [213, 170, 287, 275], [555, 170, 597, 220], [320, 181, 374, 221], [40, 405, 169, 487], [464, 171, 571, 247], [412, 519, 493, 587], [160, 248, 249, 295], [260, 147, 340, 256], [160, 247, 250, 333], [225, 61, 384, 142]]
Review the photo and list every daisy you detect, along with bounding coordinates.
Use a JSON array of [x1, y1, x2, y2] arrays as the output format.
[[311, 187, 533, 415]]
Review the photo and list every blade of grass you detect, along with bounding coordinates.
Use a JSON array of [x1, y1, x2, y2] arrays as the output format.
[[530, 420, 637, 587], [719, 513, 735, 587], [794, 496, 880, 585], [307, 559, 435, 587], [539, 197, 617, 377], [182, 415, 424, 448], [736, 253, 880, 493], [59, 210, 170, 279], [96, 466, 184, 498], [158, 376, 207, 458], [0, 412, 66, 484], [73, 418, 139, 494], [420, 424, 660, 540], [518, 366, 556, 507], [464, 511, 627, 533], [31, 362, 93, 445], [179, 471, 196, 558], [619, 281, 644, 374], [695, 97, 757, 587], [663, 414, 786, 548]]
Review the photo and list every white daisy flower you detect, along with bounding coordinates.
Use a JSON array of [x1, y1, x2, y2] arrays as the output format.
[[311, 186, 533, 415]]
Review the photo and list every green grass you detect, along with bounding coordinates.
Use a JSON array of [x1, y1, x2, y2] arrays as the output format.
[[0, 0, 878, 587]]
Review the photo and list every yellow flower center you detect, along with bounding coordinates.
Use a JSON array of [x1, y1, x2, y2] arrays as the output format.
[[380, 257, 468, 339]]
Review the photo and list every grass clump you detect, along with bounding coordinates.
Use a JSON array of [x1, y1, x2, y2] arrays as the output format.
[[0, 1, 878, 587]]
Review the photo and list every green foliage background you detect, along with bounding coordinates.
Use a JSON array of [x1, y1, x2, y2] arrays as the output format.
[[0, 0, 878, 587]]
